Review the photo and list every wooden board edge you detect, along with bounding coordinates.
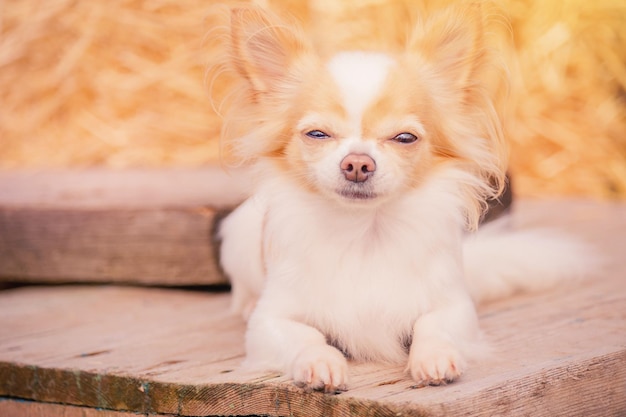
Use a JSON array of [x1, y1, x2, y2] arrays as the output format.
[[0, 167, 252, 210], [2, 348, 625, 417], [0, 397, 165, 417], [0, 206, 231, 286]]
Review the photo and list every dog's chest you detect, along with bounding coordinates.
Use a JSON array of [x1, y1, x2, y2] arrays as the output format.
[[300, 250, 426, 363], [269, 212, 436, 362]]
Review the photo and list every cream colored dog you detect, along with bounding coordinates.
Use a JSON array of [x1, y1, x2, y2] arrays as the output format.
[[215, 3, 592, 393]]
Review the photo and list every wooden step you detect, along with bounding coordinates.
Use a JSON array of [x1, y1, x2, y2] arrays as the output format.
[[0, 168, 251, 286], [1, 199, 625, 416]]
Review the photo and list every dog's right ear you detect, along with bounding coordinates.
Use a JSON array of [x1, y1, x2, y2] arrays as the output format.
[[230, 7, 309, 93]]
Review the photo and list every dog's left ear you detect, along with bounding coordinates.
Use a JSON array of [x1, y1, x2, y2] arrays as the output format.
[[409, 3, 486, 89], [230, 7, 310, 93]]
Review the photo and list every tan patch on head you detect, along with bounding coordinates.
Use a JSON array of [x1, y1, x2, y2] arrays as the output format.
[[280, 68, 348, 194], [359, 61, 451, 190]]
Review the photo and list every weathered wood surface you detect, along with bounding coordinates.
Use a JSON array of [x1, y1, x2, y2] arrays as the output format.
[[0, 168, 250, 209], [0, 168, 251, 285], [0, 398, 154, 417], [1, 200, 625, 416]]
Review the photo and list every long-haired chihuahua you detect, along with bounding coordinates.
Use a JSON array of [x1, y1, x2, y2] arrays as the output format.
[[212, 2, 592, 393]]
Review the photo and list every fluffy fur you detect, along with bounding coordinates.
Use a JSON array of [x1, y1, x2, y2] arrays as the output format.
[[214, 2, 593, 393]]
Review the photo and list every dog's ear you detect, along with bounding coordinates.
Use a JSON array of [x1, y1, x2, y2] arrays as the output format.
[[409, 3, 485, 89], [230, 7, 309, 93]]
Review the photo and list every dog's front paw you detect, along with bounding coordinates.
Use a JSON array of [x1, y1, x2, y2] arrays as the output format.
[[291, 345, 348, 393], [407, 340, 466, 387]]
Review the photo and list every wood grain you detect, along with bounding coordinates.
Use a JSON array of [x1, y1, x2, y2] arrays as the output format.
[[1, 200, 625, 416], [0, 398, 156, 417], [0, 168, 250, 285], [0, 206, 224, 285]]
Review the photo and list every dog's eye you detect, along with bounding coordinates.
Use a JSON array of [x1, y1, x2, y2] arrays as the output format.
[[392, 132, 419, 144], [306, 130, 330, 139]]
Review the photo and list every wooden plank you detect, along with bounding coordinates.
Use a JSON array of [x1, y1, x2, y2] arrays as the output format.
[[1, 200, 625, 416], [0, 168, 251, 209], [0, 207, 224, 285], [0, 398, 159, 417], [0, 168, 251, 285]]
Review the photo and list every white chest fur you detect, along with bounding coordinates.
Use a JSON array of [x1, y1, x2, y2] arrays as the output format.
[[252, 178, 467, 364]]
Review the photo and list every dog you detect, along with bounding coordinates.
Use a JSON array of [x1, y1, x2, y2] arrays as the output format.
[[212, 2, 592, 393]]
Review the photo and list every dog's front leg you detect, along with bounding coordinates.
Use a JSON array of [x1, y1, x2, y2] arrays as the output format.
[[407, 295, 479, 387], [245, 314, 348, 393]]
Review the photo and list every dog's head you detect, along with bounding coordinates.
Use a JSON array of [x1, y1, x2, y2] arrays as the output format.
[[212, 4, 508, 227]]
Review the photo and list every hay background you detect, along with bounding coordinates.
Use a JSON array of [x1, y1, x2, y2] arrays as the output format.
[[1, 0, 625, 198]]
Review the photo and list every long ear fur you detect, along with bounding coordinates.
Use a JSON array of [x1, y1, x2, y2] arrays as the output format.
[[409, 3, 486, 89], [230, 7, 309, 93], [206, 5, 312, 165], [409, 3, 510, 229]]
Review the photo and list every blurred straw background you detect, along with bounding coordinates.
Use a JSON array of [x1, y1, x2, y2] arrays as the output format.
[[1, 0, 625, 198]]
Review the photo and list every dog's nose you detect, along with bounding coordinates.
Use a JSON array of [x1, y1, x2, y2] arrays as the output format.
[[340, 153, 376, 183]]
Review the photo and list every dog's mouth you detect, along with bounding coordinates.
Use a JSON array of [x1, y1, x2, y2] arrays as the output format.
[[336, 187, 377, 201]]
